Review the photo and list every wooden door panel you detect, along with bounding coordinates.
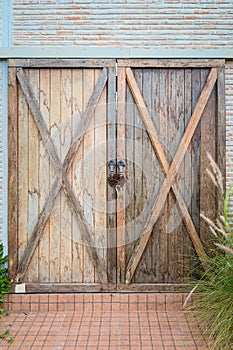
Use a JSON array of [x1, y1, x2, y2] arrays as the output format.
[[8, 60, 116, 289], [118, 62, 224, 287], [8, 59, 225, 292]]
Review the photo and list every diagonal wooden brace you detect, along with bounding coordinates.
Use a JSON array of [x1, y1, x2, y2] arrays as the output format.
[[125, 67, 218, 284], [16, 67, 108, 283]]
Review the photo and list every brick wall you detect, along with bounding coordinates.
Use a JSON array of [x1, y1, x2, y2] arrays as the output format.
[[226, 61, 233, 215], [12, 0, 233, 49]]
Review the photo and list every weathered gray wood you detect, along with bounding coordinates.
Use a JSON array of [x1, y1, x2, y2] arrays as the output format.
[[125, 68, 217, 283], [9, 58, 116, 68], [16, 68, 61, 171], [16, 283, 116, 293], [117, 67, 126, 284], [63, 68, 108, 173], [217, 67, 226, 211], [133, 69, 144, 283], [16, 67, 109, 283], [200, 69, 217, 252], [107, 67, 117, 284], [125, 67, 207, 281], [117, 283, 194, 292], [8, 68, 18, 280], [27, 68, 39, 282], [118, 59, 225, 68], [134, 68, 151, 283]]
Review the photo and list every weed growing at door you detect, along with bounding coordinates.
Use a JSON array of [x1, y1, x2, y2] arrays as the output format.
[[189, 156, 233, 350], [0, 243, 14, 344]]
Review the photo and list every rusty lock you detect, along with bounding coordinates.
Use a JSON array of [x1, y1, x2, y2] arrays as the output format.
[[108, 159, 126, 189]]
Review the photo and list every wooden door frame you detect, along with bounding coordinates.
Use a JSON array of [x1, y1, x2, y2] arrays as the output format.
[[8, 58, 225, 293], [116, 59, 225, 291]]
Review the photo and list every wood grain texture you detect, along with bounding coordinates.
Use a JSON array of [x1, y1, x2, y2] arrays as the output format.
[[94, 69, 107, 282], [125, 68, 217, 283], [50, 69, 61, 283], [107, 67, 117, 284], [72, 68, 84, 283], [27, 69, 39, 282], [125, 67, 207, 284], [200, 69, 217, 252], [60, 68, 72, 283], [8, 68, 18, 280], [118, 59, 225, 68], [9, 59, 116, 68], [15, 67, 109, 283], [38, 69, 50, 283], [83, 68, 95, 283], [217, 67, 226, 213], [117, 67, 126, 284]]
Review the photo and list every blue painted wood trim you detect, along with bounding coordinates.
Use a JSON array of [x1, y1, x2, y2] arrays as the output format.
[[1, 46, 233, 58], [1, 0, 12, 254]]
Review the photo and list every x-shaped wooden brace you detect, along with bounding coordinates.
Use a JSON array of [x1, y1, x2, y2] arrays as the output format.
[[16, 67, 108, 283], [125, 67, 218, 284]]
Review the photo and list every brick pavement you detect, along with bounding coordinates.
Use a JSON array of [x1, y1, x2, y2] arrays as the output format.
[[0, 293, 211, 350]]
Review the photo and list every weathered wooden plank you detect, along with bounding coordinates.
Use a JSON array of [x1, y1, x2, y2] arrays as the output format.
[[217, 68, 226, 211], [9, 58, 116, 68], [94, 68, 107, 283], [183, 68, 193, 280], [39, 69, 51, 282], [18, 69, 29, 270], [171, 69, 185, 282], [167, 69, 178, 283], [83, 68, 95, 283], [50, 69, 61, 283], [133, 69, 144, 283], [27, 69, 39, 283], [11, 282, 193, 293], [60, 68, 72, 283], [158, 69, 169, 283], [125, 67, 206, 274], [117, 283, 193, 293], [72, 68, 84, 283], [200, 69, 217, 252], [125, 68, 135, 272], [18, 283, 117, 293], [135, 68, 151, 283], [125, 68, 217, 283], [107, 67, 117, 284], [8, 68, 18, 280], [191, 69, 201, 250], [117, 67, 126, 284], [118, 59, 225, 68]]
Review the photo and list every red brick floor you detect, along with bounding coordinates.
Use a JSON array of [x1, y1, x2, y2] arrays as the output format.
[[0, 293, 211, 350]]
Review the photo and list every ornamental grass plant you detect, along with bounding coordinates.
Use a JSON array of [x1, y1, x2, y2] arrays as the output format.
[[188, 154, 233, 350]]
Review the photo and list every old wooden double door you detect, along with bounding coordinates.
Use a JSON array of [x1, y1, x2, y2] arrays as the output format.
[[8, 59, 225, 292]]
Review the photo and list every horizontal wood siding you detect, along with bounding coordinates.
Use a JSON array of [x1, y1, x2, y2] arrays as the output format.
[[12, 1, 233, 49]]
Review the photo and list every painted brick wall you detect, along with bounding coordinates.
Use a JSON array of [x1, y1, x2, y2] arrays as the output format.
[[226, 61, 233, 214], [12, 0, 233, 49]]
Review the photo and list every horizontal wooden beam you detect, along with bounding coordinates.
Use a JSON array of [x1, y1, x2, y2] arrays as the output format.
[[10, 283, 194, 293], [0, 46, 233, 59], [118, 58, 225, 68], [8, 58, 116, 68]]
